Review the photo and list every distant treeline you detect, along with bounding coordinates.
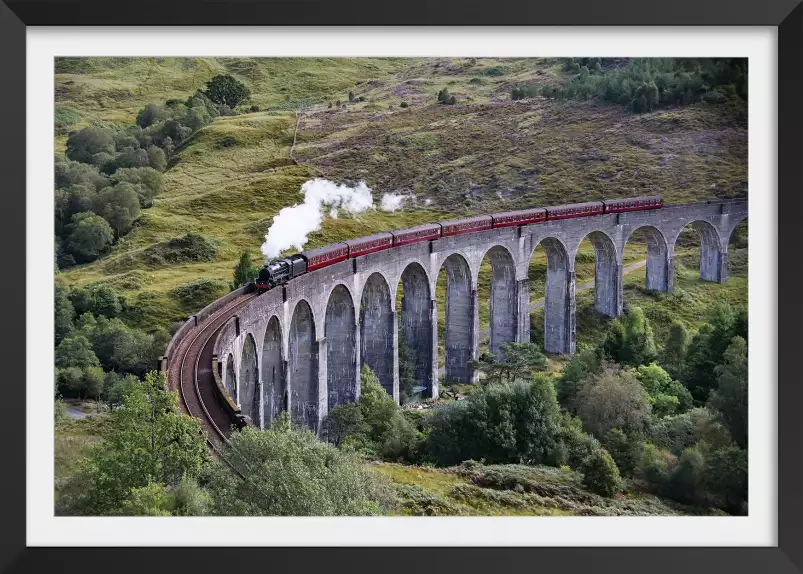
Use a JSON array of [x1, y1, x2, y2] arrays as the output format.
[[55, 75, 251, 269], [511, 58, 747, 114]]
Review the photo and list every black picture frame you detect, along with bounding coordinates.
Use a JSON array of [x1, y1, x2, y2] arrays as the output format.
[[1, 1, 799, 572]]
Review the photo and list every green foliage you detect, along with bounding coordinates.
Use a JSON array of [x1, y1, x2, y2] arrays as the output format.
[[397, 332, 417, 404], [207, 424, 396, 516], [634, 363, 693, 417], [55, 106, 83, 133], [232, 249, 259, 289], [603, 306, 657, 366], [551, 412, 601, 469], [662, 320, 690, 379], [77, 314, 164, 376], [510, 84, 540, 101], [325, 366, 422, 462], [400, 101, 409, 108], [57, 371, 207, 516], [110, 167, 165, 201], [66, 127, 116, 163], [545, 58, 747, 114], [70, 284, 121, 318], [483, 66, 505, 77], [470, 342, 547, 386], [55, 335, 100, 370], [579, 448, 622, 497], [204, 74, 251, 108], [636, 442, 676, 492], [437, 88, 457, 105], [708, 336, 748, 448], [602, 428, 642, 475], [683, 299, 740, 401], [556, 348, 602, 410], [706, 445, 747, 514], [667, 445, 708, 505], [426, 375, 561, 466], [55, 280, 75, 344], [575, 366, 652, 437], [348, 91, 355, 102], [647, 407, 732, 457], [117, 482, 173, 516], [93, 182, 142, 236], [65, 212, 114, 263]]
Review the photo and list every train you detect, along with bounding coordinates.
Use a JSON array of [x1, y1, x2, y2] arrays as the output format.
[[253, 195, 663, 293]]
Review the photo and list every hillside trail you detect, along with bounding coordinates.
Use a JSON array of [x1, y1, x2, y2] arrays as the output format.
[[437, 259, 646, 376]]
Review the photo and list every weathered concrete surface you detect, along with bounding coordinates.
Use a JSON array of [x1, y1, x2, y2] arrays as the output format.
[[325, 285, 357, 411], [210, 199, 746, 432]]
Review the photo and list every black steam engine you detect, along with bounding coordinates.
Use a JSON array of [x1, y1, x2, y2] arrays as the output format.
[[254, 253, 307, 292]]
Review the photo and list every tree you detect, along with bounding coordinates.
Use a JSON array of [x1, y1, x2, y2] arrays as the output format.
[[634, 363, 693, 417], [662, 320, 689, 378], [59, 371, 207, 515], [55, 280, 75, 344], [557, 348, 602, 410], [683, 300, 740, 401], [93, 183, 141, 237], [707, 445, 747, 514], [469, 342, 547, 385], [71, 285, 122, 318], [708, 336, 747, 448], [66, 212, 114, 263], [204, 74, 250, 108], [575, 366, 652, 437], [603, 306, 657, 366], [146, 145, 167, 172], [232, 249, 259, 289], [636, 442, 676, 493], [66, 127, 116, 163], [135, 104, 169, 128], [55, 335, 100, 370], [110, 167, 164, 204], [668, 445, 708, 505], [580, 448, 622, 497], [397, 332, 417, 403], [206, 415, 395, 516]]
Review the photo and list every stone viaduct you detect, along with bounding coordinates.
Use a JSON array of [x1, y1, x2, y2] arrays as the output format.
[[211, 199, 747, 433]]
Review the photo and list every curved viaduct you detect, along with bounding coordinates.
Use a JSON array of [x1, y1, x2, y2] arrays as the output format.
[[164, 199, 747, 435]]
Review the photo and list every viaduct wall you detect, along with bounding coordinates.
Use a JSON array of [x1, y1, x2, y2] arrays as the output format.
[[208, 200, 747, 433]]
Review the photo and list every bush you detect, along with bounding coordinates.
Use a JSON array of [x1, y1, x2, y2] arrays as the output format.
[[70, 284, 121, 318], [580, 448, 622, 497], [551, 412, 600, 469], [55, 335, 100, 370], [400, 102, 409, 108], [602, 306, 657, 366], [109, 167, 164, 203], [636, 443, 676, 492], [55, 106, 82, 133], [602, 427, 642, 475], [426, 376, 561, 466], [204, 74, 250, 108], [575, 366, 652, 437], [207, 419, 396, 516], [668, 446, 708, 505], [66, 127, 116, 163], [484, 66, 505, 77], [66, 212, 114, 263], [92, 183, 142, 237]]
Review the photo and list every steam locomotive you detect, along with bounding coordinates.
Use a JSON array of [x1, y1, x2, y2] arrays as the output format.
[[253, 195, 663, 293]]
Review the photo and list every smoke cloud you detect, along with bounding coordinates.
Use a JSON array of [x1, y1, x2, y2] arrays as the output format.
[[379, 192, 408, 212], [261, 178, 374, 260]]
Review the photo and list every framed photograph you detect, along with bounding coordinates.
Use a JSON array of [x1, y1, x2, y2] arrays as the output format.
[[1, 0, 800, 571]]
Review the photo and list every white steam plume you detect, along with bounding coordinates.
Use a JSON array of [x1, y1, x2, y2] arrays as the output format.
[[379, 192, 408, 212], [261, 178, 374, 260]]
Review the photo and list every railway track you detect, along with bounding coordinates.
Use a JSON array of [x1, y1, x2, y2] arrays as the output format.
[[170, 292, 258, 474]]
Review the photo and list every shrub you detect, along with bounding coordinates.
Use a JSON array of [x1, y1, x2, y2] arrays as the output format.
[[426, 376, 561, 466], [602, 427, 642, 475], [92, 183, 142, 236], [580, 448, 622, 497], [636, 443, 676, 492], [204, 74, 250, 108], [70, 284, 121, 318], [207, 420, 396, 516], [668, 445, 708, 505], [575, 366, 652, 437], [603, 306, 657, 366], [66, 126, 116, 163], [109, 167, 164, 203], [55, 335, 100, 370], [484, 66, 505, 76], [66, 212, 114, 263], [55, 106, 82, 133], [136, 104, 170, 128], [551, 412, 601, 469], [400, 102, 409, 108]]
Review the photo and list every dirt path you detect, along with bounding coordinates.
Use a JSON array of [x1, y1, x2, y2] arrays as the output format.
[[437, 259, 647, 376]]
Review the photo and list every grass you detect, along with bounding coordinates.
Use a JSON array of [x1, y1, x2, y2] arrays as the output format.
[[373, 460, 704, 516], [54, 410, 110, 501]]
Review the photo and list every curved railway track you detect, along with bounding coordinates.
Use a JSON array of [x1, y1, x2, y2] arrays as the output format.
[[170, 292, 258, 475]]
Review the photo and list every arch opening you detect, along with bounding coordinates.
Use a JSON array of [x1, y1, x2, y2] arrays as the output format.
[[396, 262, 433, 400], [289, 299, 318, 431], [529, 237, 572, 355], [224, 353, 236, 400], [577, 231, 619, 317], [238, 334, 259, 426], [675, 220, 723, 283], [261, 316, 285, 428], [360, 273, 394, 398], [479, 246, 517, 358], [438, 253, 475, 384], [624, 226, 670, 293], [727, 218, 748, 280], [326, 285, 357, 411]]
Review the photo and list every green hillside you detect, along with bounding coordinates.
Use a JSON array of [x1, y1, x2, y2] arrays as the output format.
[[55, 57, 747, 333]]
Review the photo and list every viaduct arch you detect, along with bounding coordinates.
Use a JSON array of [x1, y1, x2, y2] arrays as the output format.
[[210, 199, 747, 433]]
